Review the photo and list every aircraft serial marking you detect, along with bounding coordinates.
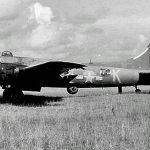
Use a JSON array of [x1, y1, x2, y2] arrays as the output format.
[[112, 69, 121, 83]]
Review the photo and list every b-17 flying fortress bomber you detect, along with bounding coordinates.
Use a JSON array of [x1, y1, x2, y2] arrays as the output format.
[[0, 43, 150, 103]]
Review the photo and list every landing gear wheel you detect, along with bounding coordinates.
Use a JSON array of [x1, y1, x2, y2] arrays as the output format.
[[3, 88, 11, 102], [135, 89, 141, 94], [67, 86, 78, 94], [10, 89, 24, 104], [3, 88, 24, 103], [118, 86, 122, 94]]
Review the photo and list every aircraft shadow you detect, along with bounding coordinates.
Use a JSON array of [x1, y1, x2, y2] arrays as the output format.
[[0, 90, 149, 106], [0, 94, 64, 107], [119, 90, 150, 95]]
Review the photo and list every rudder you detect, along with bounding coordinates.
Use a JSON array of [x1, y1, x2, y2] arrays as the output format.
[[128, 43, 150, 69]]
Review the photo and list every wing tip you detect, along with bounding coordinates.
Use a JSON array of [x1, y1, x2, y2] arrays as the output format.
[[74, 63, 87, 69]]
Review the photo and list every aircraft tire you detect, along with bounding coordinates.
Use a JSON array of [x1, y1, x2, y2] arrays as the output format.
[[9, 88, 24, 104], [3, 88, 11, 102], [135, 89, 141, 94], [67, 86, 78, 94]]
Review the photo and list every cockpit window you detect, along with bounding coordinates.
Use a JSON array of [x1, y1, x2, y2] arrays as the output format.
[[100, 68, 111, 76], [1, 51, 13, 57]]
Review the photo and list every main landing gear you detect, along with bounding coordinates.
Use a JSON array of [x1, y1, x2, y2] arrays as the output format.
[[118, 86, 122, 94], [3, 87, 24, 103], [135, 85, 141, 94], [67, 86, 78, 94]]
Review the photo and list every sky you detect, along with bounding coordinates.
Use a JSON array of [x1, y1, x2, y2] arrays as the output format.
[[1, 0, 150, 63]]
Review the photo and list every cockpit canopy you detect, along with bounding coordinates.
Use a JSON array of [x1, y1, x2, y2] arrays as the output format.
[[1, 51, 13, 57]]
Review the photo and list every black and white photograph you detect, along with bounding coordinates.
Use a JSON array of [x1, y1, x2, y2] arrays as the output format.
[[0, 0, 149, 149]]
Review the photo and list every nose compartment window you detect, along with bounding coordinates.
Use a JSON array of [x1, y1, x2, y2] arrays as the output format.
[[100, 68, 111, 76]]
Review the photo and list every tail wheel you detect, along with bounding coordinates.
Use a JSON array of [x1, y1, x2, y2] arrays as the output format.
[[135, 85, 141, 94], [135, 89, 141, 94], [67, 86, 78, 94]]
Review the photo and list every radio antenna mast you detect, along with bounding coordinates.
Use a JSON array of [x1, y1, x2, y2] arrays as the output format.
[[89, 57, 93, 64]]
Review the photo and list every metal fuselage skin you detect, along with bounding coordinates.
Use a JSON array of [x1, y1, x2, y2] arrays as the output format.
[[0, 54, 147, 90], [0, 56, 141, 89], [69, 66, 140, 88]]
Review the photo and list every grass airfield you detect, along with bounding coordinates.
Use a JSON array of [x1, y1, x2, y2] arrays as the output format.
[[0, 87, 149, 149]]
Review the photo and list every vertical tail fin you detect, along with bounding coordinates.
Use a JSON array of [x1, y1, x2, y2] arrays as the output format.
[[130, 43, 150, 69]]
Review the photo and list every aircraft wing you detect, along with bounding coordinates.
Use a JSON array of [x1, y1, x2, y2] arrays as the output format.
[[16, 61, 86, 87], [21, 61, 85, 73]]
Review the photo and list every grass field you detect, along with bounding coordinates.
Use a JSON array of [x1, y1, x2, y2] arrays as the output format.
[[0, 87, 149, 150]]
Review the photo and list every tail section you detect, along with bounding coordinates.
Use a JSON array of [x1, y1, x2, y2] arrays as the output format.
[[127, 43, 150, 69], [133, 43, 150, 60]]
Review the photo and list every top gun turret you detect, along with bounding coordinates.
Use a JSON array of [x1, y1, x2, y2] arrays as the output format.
[[1, 51, 13, 57]]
